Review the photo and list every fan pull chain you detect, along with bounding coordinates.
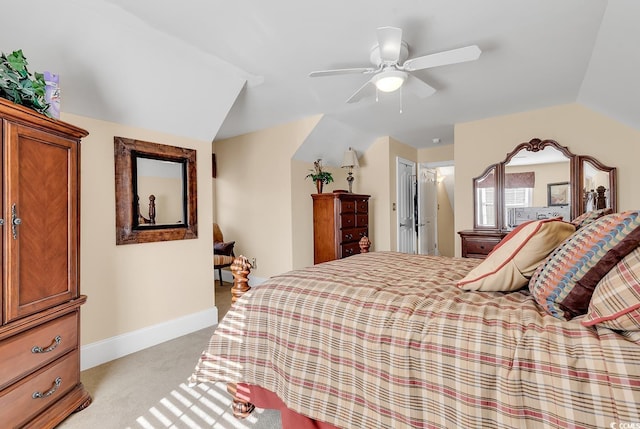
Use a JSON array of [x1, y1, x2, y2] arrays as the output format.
[[399, 86, 403, 114]]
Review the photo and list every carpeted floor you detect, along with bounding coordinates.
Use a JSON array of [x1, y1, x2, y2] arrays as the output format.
[[58, 280, 282, 429]]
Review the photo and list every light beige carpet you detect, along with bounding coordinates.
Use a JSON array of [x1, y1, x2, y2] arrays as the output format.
[[58, 280, 282, 429]]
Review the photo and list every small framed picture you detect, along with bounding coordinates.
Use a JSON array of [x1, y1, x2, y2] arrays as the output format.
[[548, 182, 570, 206]]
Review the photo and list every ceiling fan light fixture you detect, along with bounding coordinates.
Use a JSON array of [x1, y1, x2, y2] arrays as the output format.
[[373, 70, 407, 93]]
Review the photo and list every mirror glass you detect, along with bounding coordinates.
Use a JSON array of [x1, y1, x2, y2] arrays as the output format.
[[135, 156, 186, 227], [115, 137, 197, 245], [582, 159, 613, 212], [504, 145, 571, 229], [474, 166, 497, 229]]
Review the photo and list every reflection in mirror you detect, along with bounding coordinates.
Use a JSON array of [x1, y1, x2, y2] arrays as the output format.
[[583, 159, 611, 211], [504, 145, 571, 229], [474, 166, 497, 229], [135, 156, 186, 227]]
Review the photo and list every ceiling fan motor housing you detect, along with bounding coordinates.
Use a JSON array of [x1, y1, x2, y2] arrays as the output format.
[[370, 41, 409, 66]]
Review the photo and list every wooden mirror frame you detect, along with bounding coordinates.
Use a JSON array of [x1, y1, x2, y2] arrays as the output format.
[[115, 137, 198, 245], [472, 138, 617, 231]]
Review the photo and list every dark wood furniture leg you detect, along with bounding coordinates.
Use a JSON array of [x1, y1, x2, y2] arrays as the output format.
[[227, 255, 256, 418]]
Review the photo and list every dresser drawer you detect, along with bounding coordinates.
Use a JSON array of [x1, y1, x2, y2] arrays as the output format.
[[356, 199, 368, 213], [0, 313, 78, 390], [339, 200, 356, 213], [340, 227, 368, 243], [340, 241, 361, 258], [463, 237, 501, 258], [0, 349, 79, 429], [340, 214, 356, 228], [356, 214, 368, 227]]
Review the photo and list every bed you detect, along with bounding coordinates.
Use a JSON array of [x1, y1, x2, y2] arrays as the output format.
[[190, 211, 640, 428]]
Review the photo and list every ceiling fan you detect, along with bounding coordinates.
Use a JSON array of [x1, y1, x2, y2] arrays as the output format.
[[309, 27, 481, 103]]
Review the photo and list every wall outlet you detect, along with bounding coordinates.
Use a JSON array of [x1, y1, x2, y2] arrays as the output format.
[[251, 257, 257, 270]]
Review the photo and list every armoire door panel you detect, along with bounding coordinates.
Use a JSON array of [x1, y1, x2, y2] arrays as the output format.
[[3, 123, 78, 322]]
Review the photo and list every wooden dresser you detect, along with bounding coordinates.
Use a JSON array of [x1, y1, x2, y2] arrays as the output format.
[[312, 193, 370, 264], [458, 229, 508, 259], [0, 98, 91, 428]]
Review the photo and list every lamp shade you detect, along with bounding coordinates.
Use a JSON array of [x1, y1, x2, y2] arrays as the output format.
[[341, 147, 359, 168], [373, 70, 407, 93]]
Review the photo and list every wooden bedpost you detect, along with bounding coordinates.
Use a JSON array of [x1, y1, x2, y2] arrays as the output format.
[[359, 236, 371, 253], [230, 255, 252, 304], [227, 255, 256, 418]]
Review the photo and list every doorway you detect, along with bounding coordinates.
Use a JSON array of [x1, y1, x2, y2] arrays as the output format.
[[396, 158, 416, 253], [397, 159, 452, 256]]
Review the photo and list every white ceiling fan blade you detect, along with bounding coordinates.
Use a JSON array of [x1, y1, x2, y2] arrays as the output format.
[[376, 26, 403, 63], [403, 45, 481, 71], [346, 78, 376, 103], [309, 67, 376, 78], [404, 75, 436, 98]]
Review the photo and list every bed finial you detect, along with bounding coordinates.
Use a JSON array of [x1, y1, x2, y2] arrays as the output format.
[[230, 255, 252, 304], [359, 236, 371, 253]]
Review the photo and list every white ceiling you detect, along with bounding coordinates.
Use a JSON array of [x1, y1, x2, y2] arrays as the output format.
[[2, 0, 639, 166]]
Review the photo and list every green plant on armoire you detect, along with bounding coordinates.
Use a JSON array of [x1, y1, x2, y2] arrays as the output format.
[[0, 49, 50, 116]]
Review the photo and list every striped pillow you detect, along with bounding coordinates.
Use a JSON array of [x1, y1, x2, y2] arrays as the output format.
[[582, 247, 640, 331], [529, 211, 640, 320], [457, 219, 575, 292], [570, 208, 613, 229]]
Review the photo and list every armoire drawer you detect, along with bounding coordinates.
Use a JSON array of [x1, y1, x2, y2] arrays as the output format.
[[0, 349, 79, 429], [0, 313, 78, 390]]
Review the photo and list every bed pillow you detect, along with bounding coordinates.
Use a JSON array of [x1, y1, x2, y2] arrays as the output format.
[[581, 247, 640, 331], [570, 208, 613, 230], [457, 218, 575, 292], [530, 210, 640, 320]]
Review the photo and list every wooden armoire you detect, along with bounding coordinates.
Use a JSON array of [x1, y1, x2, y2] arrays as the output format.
[[0, 98, 91, 428], [312, 192, 370, 264]]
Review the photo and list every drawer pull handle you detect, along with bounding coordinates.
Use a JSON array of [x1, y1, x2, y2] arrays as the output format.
[[32, 335, 62, 353], [32, 377, 62, 399]]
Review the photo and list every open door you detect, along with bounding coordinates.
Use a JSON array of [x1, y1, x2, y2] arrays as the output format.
[[417, 166, 438, 255], [396, 157, 416, 253]]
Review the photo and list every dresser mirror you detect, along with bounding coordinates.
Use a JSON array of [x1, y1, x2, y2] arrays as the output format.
[[472, 138, 616, 232], [115, 137, 198, 245]]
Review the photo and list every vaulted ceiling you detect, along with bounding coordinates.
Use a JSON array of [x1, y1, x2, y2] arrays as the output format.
[[2, 1, 639, 166]]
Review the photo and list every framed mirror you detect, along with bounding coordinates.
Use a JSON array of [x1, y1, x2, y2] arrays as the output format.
[[115, 137, 197, 245], [471, 138, 616, 232], [473, 165, 499, 229]]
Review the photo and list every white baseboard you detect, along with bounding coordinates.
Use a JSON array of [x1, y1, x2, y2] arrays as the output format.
[[80, 307, 218, 371]]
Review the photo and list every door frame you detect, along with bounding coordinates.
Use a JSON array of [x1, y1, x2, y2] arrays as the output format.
[[396, 157, 416, 253]]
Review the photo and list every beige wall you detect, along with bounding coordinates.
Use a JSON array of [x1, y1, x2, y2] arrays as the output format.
[[418, 143, 454, 163], [454, 103, 640, 256], [214, 115, 322, 278], [63, 113, 214, 346], [436, 183, 455, 257], [357, 136, 392, 251]]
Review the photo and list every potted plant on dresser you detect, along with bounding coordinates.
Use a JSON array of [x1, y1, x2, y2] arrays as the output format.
[[306, 159, 334, 193]]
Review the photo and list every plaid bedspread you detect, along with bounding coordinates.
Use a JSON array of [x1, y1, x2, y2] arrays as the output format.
[[191, 252, 640, 428]]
